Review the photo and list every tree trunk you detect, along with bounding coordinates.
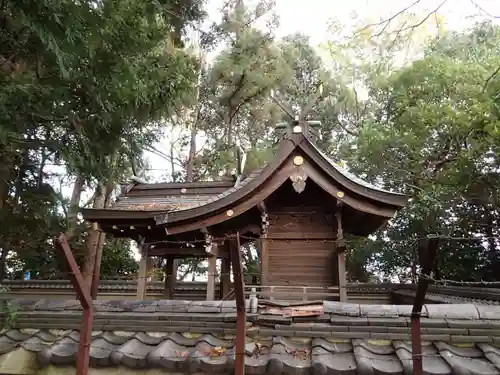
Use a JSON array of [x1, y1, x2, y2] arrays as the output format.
[[224, 111, 235, 177], [170, 141, 176, 182], [185, 123, 197, 182], [0, 249, 8, 280], [82, 184, 107, 289], [0, 152, 11, 279], [186, 53, 203, 182], [65, 174, 85, 240]]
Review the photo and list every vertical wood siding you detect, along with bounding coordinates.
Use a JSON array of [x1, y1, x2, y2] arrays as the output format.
[[265, 180, 338, 287]]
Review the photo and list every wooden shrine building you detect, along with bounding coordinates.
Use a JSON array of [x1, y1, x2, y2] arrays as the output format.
[[82, 122, 408, 301]]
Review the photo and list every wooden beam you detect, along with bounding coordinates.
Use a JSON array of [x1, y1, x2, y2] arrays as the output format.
[[147, 247, 208, 257], [164, 255, 176, 299], [230, 233, 246, 375], [136, 240, 148, 300]]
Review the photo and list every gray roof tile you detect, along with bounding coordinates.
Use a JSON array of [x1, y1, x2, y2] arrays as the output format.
[[2, 299, 500, 373], [426, 304, 479, 320], [436, 342, 500, 375], [394, 340, 452, 375], [0, 328, 498, 373]]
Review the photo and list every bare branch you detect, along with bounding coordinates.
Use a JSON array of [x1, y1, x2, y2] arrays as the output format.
[[145, 146, 184, 168], [483, 65, 500, 92], [300, 82, 324, 120], [335, 116, 359, 137], [230, 86, 268, 123], [355, 0, 421, 36], [270, 91, 295, 119], [396, 0, 447, 35], [355, 0, 447, 40], [470, 0, 500, 18]]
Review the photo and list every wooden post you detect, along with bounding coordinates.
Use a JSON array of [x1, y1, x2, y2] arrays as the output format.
[[136, 240, 148, 300], [411, 236, 439, 375], [56, 235, 93, 375], [335, 205, 347, 302], [337, 249, 347, 302], [90, 232, 105, 300], [164, 255, 176, 299], [206, 244, 218, 301], [230, 233, 246, 375], [260, 235, 269, 285], [221, 255, 231, 297], [258, 202, 269, 285]]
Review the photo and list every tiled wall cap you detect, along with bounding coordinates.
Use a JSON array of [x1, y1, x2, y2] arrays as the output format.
[[425, 304, 480, 320], [475, 305, 500, 320], [323, 301, 360, 316]]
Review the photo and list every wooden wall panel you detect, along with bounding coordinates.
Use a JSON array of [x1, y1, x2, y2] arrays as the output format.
[[265, 180, 338, 288]]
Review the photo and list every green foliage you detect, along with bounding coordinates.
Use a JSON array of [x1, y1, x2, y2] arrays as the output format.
[[2, 0, 499, 287], [0, 0, 203, 278], [340, 22, 500, 281], [0, 286, 18, 328], [191, 0, 290, 178]]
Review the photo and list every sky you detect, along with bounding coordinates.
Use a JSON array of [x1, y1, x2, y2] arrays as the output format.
[[142, 0, 497, 183]]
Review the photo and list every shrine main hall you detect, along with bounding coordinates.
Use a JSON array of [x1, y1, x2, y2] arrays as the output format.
[[82, 122, 407, 301]]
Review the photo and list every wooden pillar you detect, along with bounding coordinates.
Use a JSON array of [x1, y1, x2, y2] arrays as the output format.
[[258, 201, 269, 285], [90, 231, 105, 299], [335, 204, 347, 302], [206, 244, 218, 301], [136, 241, 148, 300], [337, 249, 347, 302], [164, 255, 176, 299], [221, 255, 231, 297], [260, 235, 268, 285], [230, 233, 246, 375]]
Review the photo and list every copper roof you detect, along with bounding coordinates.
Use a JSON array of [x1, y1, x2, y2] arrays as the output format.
[[109, 180, 237, 212]]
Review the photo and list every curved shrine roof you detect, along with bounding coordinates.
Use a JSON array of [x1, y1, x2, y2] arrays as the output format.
[[81, 134, 408, 236]]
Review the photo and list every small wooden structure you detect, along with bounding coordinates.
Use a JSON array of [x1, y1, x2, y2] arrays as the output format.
[[82, 122, 408, 301]]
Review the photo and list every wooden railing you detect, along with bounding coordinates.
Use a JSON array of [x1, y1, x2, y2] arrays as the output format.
[[244, 285, 340, 301], [0, 279, 402, 303]]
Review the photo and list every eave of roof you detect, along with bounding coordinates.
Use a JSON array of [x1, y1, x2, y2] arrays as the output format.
[[157, 134, 408, 225], [303, 141, 408, 207], [81, 134, 409, 225]]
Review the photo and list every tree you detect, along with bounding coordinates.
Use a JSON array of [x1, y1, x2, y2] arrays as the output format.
[[0, 0, 204, 280], [341, 22, 500, 281]]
